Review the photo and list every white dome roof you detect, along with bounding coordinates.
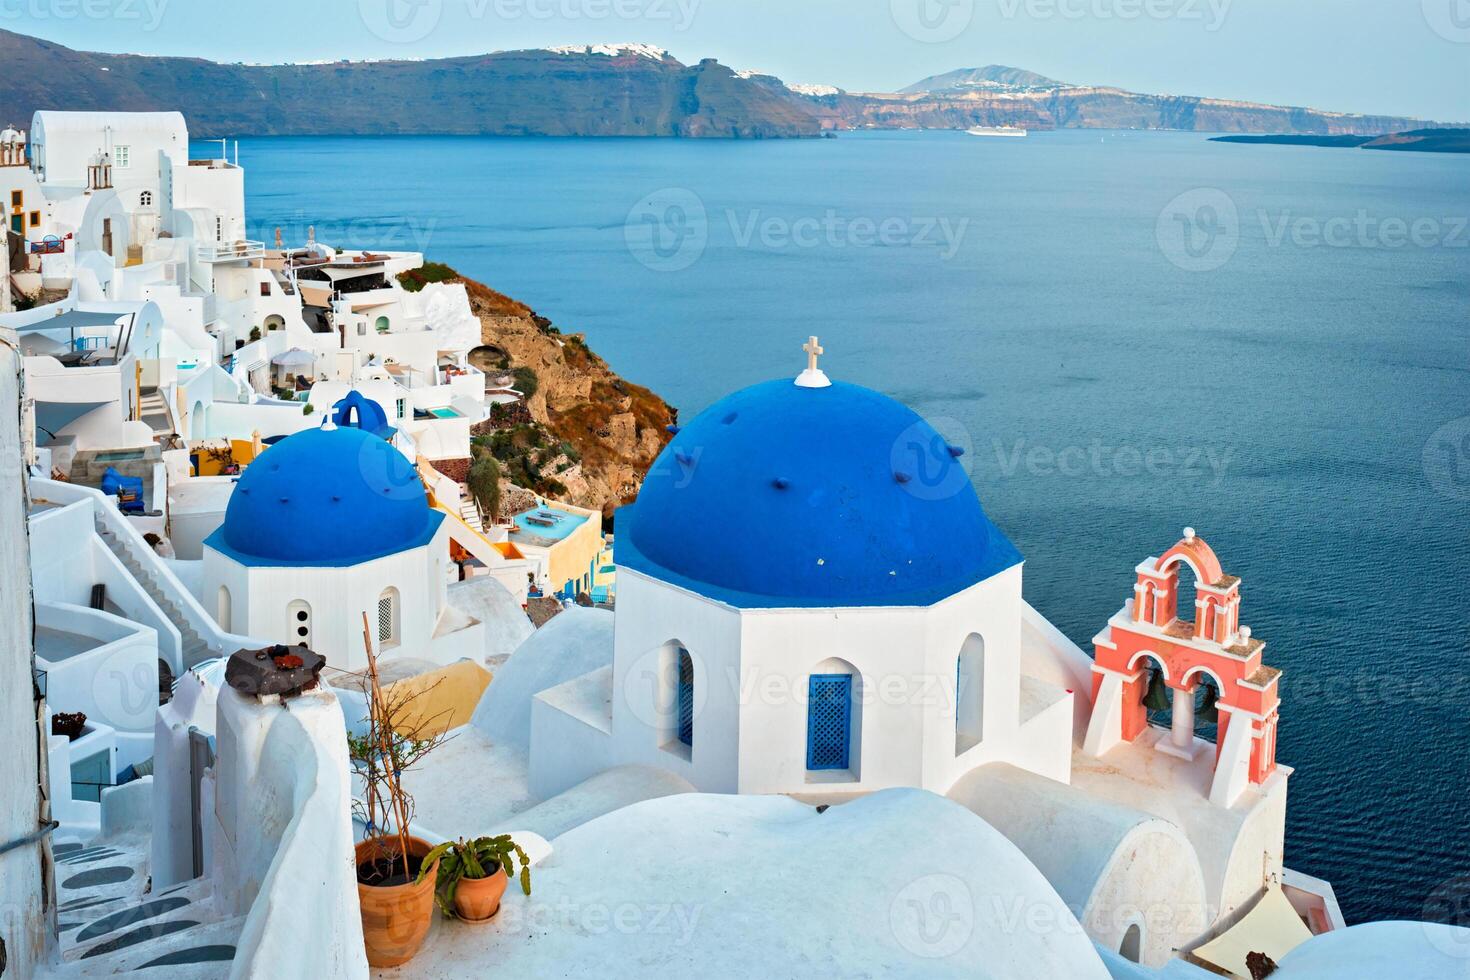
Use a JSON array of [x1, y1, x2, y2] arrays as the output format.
[[400, 788, 1111, 978], [1278, 921, 1470, 979]]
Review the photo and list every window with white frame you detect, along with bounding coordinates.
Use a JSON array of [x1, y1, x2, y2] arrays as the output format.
[[376, 589, 398, 646], [113, 145, 130, 168], [139, 189, 152, 208]]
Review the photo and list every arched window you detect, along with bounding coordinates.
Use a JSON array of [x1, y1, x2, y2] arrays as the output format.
[[1171, 558, 1199, 629], [676, 649, 694, 748], [288, 599, 312, 648], [653, 641, 694, 760], [216, 586, 232, 633], [376, 588, 399, 647], [1120, 923, 1143, 963], [139, 189, 153, 208], [806, 659, 860, 778], [955, 633, 985, 754]]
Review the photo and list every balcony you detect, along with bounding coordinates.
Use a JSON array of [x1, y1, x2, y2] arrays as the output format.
[[197, 240, 265, 263]]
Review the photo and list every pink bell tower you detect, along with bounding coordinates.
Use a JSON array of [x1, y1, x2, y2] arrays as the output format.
[[1083, 529, 1281, 806]]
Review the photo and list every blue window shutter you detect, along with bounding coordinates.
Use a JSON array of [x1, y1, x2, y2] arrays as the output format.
[[677, 650, 694, 747], [807, 674, 852, 770]]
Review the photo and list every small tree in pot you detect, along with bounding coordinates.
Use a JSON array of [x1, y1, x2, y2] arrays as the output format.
[[347, 613, 451, 967], [418, 835, 531, 923]]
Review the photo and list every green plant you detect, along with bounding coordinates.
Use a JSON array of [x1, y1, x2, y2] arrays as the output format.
[[347, 613, 452, 880], [467, 456, 501, 521], [417, 835, 531, 917], [511, 366, 538, 399], [249, 326, 262, 342], [302, 402, 314, 415]]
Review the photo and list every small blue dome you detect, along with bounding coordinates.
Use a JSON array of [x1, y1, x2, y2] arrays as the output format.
[[617, 379, 1021, 608], [206, 425, 441, 567], [332, 390, 394, 439]]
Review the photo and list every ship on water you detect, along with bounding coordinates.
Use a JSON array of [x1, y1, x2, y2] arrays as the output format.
[[967, 125, 1027, 137]]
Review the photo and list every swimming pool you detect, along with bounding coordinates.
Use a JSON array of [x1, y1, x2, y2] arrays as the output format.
[[429, 407, 460, 419], [511, 507, 588, 543]]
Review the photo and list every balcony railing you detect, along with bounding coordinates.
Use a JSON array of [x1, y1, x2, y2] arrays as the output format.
[[197, 240, 265, 263]]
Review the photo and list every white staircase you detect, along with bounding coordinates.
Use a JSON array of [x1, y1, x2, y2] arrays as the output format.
[[455, 490, 485, 537], [33, 479, 263, 672], [95, 521, 213, 669], [44, 834, 244, 978]]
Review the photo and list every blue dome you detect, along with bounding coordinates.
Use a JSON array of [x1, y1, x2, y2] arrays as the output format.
[[206, 424, 442, 567], [617, 379, 1021, 608]]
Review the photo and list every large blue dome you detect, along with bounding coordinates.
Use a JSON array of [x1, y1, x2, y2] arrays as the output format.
[[206, 424, 441, 567], [617, 379, 1021, 608]]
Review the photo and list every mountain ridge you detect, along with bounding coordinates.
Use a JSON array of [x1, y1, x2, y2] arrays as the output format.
[[0, 30, 1451, 138]]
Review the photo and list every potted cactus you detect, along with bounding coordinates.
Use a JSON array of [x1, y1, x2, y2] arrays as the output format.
[[417, 835, 531, 923]]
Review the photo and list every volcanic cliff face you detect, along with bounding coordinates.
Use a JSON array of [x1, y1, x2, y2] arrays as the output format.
[[823, 86, 1436, 135], [0, 31, 822, 138], [399, 266, 674, 516], [0, 30, 1441, 139]]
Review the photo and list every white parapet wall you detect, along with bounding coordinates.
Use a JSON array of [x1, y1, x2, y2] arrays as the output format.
[[212, 680, 368, 980]]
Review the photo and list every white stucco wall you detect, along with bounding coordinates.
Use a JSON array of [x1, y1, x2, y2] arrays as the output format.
[[550, 561, 1069, 799], [203, 524, 458, 673], [0, 334, 49, 980]]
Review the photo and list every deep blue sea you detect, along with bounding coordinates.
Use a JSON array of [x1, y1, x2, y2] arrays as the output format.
[[215, 130, 1469, 924]]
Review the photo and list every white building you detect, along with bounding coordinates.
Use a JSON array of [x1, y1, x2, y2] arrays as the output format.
[[201, 419, 484, 673]]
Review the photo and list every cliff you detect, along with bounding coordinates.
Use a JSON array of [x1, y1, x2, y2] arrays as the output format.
[[399, 265, 674, 516], [0, 31, 1443, 138], [822, 85, 1437, 136], [0, 32, 821, 138]]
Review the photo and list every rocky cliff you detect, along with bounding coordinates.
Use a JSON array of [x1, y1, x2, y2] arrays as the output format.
[[400, 265, 674, 516], [0, 32, 821, 138], [0, 31, 1442, 138]]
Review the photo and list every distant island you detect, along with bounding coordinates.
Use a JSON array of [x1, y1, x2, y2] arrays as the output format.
[[0, 30, 1453, 139], [1211, 129, 1470, 154]]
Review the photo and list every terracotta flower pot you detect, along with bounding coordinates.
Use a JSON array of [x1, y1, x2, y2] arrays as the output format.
[[453, 864, 509, 923], [356, 835, 438, 967]]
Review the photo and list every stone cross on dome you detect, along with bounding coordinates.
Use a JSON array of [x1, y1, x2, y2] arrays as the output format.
[[795, 335, 832, 388]]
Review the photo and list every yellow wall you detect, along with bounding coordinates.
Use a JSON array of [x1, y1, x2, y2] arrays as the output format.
[[382, 659, 492, 738]]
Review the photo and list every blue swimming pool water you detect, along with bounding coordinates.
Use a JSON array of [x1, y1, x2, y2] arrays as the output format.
[[512, 507, 587, 542]]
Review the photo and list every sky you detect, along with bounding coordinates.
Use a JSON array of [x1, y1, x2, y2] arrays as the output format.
[[3, 0, 1468, 121]]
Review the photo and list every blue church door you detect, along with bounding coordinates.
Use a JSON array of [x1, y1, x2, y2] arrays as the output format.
[[807, 674, 852, 770]]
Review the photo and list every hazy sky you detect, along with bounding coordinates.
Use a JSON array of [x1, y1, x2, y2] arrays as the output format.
[[5, 0, 1468, 121]]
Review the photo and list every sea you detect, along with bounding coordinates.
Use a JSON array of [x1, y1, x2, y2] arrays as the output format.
[[216, 129, 1470, 925]]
